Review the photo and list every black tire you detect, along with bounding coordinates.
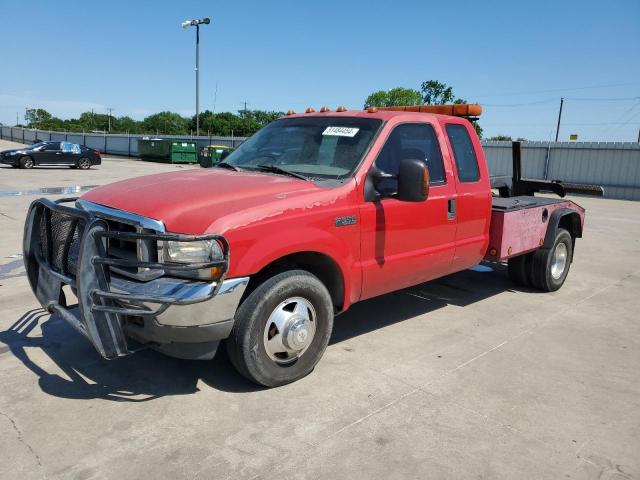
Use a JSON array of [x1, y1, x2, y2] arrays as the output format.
[[529, 228, 573, 292], [507, 252, 533, 287], [226, 270, 334, 387], [19, 155, 34, 169], [77, 157, 91, 170]]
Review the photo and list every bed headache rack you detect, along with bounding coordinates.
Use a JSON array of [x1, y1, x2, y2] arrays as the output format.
[[490, 141, 604, 198]]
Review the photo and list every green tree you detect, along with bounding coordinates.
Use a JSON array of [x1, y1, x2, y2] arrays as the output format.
[[420, 80, 455, 105], [364, 87, 423, 108], [142, 111, 190, 135], [114, 116, 140, 134], [25, 108, 52, 129], [488, 135, 512, 141]]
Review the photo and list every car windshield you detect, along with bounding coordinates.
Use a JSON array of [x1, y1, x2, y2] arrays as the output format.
[[27, 142, 46, 150], [222, 116, 383, 181]]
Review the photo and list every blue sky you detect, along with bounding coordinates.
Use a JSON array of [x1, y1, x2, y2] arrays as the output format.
[[1, 0, 639, 141]]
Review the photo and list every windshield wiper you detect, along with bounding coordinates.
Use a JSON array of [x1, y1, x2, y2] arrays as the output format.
[[214, 162, 241, 171], [253, 164, 308, 181]]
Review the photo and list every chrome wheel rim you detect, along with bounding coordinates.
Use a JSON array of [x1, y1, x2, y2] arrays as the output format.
[[551, 242, 568, 280], [24, 157, 33, 168], [263, 297, 316, 365], [79, 158, 90, 169]]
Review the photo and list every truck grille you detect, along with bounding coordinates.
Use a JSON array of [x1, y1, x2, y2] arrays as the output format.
[[104, 220, 160, 281], [37, 202, 163, 281]]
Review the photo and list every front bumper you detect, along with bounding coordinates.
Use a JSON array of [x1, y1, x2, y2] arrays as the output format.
[[1, 155, 18, 165], [23, 197, 248, 360]]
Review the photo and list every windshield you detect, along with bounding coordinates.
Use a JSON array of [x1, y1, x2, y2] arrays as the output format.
[[223, 116, 382, 180]]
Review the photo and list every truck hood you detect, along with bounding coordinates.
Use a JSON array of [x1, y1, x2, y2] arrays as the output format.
[[81, 168, 322, 233]]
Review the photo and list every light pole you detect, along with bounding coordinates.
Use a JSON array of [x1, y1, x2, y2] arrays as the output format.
[[182, 17, 210, 136]]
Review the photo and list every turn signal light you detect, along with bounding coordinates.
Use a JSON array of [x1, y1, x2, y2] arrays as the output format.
[[209, 266, 223, 281], [489, 248, 497, 256], [422, 168, 430, 196]]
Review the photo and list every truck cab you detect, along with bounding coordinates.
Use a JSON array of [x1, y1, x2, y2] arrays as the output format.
[[23, 105, 584, 387]]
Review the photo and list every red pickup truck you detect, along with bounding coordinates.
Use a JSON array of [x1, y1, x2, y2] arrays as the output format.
[[23, 104, 588, 386]]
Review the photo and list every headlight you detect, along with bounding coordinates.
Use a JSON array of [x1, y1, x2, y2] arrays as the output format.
[[8, 151, 18, 156], [161, 240, 224, 280]]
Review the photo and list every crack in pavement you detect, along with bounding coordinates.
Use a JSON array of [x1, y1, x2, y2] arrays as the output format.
[[0, 410, 43, 469]]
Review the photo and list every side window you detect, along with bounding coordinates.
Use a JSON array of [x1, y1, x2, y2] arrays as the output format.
[[61, 142, 77, 153], [43, 142, 60, 151], [375, 123, 445, 194], [446, 124, 480, 182]]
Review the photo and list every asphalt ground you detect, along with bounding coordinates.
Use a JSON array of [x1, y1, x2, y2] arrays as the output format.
[[1, 139, 639, 479]]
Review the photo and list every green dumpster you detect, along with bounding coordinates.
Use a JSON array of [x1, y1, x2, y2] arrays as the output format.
[[199, 145, 234, 168], [138, 138, 172, 162], [171, 141, 198, 164], [137, 138, 198, 164]]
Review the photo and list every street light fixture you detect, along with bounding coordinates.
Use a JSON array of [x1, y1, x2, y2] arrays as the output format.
[[182, 17, 210, 136]]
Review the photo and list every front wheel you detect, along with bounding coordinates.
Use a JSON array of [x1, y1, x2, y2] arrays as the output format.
[[19, 156, 34, 169], [226, 270, 334, 387]]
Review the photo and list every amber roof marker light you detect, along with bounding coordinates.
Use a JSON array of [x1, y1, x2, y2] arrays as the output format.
[[336, 105, 346, 112], [286, 109, 295, 115], [366, 106, 378, 113], [374, 104, 483, 117], [320, 106, 330, 112], [305, 107, 315, 113]]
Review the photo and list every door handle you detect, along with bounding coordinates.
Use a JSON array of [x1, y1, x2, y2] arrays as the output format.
[[55, 152, 62, 154], [447, 199, 456, 220]]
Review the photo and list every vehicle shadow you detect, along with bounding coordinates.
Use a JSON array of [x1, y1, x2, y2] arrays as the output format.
[[0, 263, 524, 401]]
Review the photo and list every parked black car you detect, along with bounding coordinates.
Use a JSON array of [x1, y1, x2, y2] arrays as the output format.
[[0, 141, 101, 169]]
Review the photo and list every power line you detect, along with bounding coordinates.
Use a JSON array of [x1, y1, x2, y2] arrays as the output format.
[[474, 81, 640, 99], [564, 96, 640, 102]]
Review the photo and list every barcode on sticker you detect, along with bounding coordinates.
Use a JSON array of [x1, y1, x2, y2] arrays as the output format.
[[323, 126, 360, 137]]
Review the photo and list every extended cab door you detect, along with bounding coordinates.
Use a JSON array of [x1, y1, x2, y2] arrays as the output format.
[[442, 121, 492, 272], [359, 121, 457, 300]]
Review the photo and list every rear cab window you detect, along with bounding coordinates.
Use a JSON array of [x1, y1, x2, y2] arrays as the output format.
[[445, 124, 480, 182]]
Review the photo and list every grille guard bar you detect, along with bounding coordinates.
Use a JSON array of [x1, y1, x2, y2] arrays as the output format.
[[23, 197, 230, 359]]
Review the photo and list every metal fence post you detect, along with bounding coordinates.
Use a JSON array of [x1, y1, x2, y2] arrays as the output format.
[[128, 131, 131, 157], [104, 132, 107, 153], [22, 127, 25, 143]]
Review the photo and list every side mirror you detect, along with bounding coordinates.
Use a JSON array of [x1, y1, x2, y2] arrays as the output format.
[[397, 158, 429, 202]]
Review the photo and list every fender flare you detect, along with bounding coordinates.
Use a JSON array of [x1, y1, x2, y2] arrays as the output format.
[[543, 208, 582, 249]]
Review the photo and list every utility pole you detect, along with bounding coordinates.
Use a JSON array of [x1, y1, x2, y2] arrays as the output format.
[[16, 112, 19, 126], [182, 18, 210, 137], [242, 101, 248, 118], [213, 81, 218, 114], [554, 97, 564, 142], [107, 108, 113, 132]]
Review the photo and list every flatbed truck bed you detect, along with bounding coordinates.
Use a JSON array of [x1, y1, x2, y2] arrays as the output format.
[[485, 196, 585, 262]]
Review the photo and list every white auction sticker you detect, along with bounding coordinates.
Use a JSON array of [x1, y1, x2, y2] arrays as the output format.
[[322, 126, 360, 137]]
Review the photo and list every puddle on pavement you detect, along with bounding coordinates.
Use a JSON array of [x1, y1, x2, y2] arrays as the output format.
[[0, 185, 99, 197]]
